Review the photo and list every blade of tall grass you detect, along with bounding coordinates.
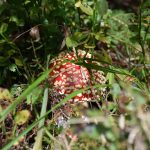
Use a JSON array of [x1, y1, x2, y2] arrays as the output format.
[[33, 55, 50, 150], [33, 85, 49, 150], [77, 62, 132, 76], [0, 69, 51, 122]]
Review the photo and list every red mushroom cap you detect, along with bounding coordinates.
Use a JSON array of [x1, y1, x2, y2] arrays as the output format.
[[49, 50, 106, 103]]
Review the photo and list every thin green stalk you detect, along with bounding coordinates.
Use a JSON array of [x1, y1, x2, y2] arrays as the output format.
[[31, 39, 45, 71], [45, 128, 63, 146], [33, 54, 50, 150], [0, 69, 51, 122], [33, 85, 49, 150], [143, 23, 150, 44], [138, 5, 145, 61], [138, 3, 148, 85], [75, 0, 81, 28]]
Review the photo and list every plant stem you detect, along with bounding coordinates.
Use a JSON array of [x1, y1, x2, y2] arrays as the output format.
[[138, 3, 148, 84], [138, 5, 145, 61], [33, 55, 50, 150], [33, 85, 49, 150]]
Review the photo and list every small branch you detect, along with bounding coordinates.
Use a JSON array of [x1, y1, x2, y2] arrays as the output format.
[[12, 24, 42, 42]]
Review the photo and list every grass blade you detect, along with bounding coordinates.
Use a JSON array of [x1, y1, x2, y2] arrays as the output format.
[[0, 69, 51, 122]]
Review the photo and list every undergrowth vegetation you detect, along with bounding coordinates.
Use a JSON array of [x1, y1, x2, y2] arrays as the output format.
[[0, 0, 150, 150]]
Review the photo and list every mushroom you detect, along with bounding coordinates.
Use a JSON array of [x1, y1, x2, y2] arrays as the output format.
[[48, 49, 106, 133], [48, 50, 106, 106]]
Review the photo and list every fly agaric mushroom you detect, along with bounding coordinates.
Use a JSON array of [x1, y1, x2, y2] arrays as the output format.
[[48, 50, 106, 104], [48, 50, 106, 141]]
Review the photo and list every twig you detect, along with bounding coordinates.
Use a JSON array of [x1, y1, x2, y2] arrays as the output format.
[[12, 24, 42, 42]]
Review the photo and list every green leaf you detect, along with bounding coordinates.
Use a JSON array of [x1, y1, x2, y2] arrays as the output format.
[[106, 73, 115, 85], [9, 16, 24, 26], [0, 23, 8, 34], [9, 64, 18, 72], [107, 102, 117, 112], [75, 1, 81, 7], [0, 88, 12, 101], [96, 0, 108, 16], [112, 83, 121, 99], [106, 131, 116, 141], [142, 0, 150, 7], [73, 32, 87, 41], [94, 50, 112, 64], [0, 4, 6, 15], [14, 58, 23, 66], [15, 110, 30, 125], [75, 1, 93, 16], [66, 36, 78, 47], [0, 56, 8, 66], [6, 49, 16, 57], [24, 0, 31, 5], [84, 43, 95, 48], [26, 87, 43, 104]]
